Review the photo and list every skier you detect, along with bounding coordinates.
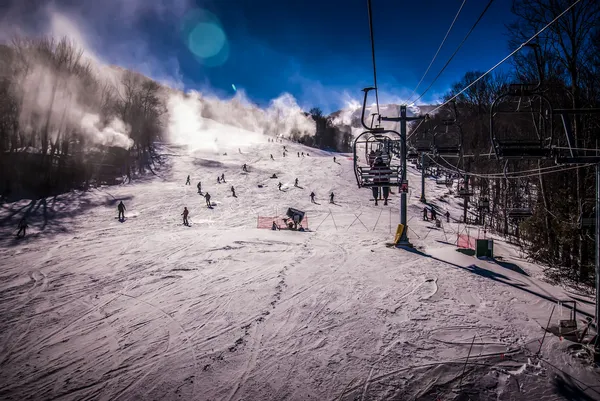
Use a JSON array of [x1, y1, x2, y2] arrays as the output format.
[[185, 175, 191, 185], [297, 152, 300, 157], [16, 217, 28, 238], [446, 211, 450, 223], [431, 208, 437, 221], [283, 152, 286, 157], [205, 193, 212, 207], [272, 221, 279, 230], [307, 153, 310, 156], [423, 207, 429, 221], [294, 178, 299, 187], [371, 157, 390, 206], [217, 176, 221, 184], [182, 207, 189, 226], [117, 201, 126, 220], [270, 154, 274, 160], [301, 152, 304, 157], [239, 148, 241, 154], [197, 181, 202, 193], [278, 182, 283, 191], [231, 186, 236, 197], [329, 192, 334, 204], [221, 173, 226, 183], [333, 156, 336, 163], [310, 192, 316, 203], [242, 163, 248, 172]]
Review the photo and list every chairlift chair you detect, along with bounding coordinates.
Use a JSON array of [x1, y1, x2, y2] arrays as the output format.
[[353, 87, 403, 189], [432, 118, 461, 157], [490, 84, 554, 160], [507, 207, 533, 220]]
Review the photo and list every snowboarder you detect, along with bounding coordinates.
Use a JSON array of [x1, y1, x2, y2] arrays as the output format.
[[270, 154, 274, 160], [217, 176, 221, 184], [231, 186, 236, 197], [182, 207, 189, 226], [221, 173, 225, 182], [310, 192, 316, 203], [445, 211, 450, 223], [242, 163, 248, 172], [205, 193, 212, 207], [294, 178, 298, 187], [329, 192, 334, 204], [117, 201, 126, 220], [431, 208, 437, 221], [278, 182, 282, 191], [185, 175, 191, 185], [16, 217, 28, 238], [423, 207, 429, 221]]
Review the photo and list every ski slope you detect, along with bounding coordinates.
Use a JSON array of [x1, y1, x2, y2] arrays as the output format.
[[1, 135, 599, 400]]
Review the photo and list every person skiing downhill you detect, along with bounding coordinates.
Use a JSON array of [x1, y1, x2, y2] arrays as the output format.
[[182, 207, 189, 226], [278, 182, 283, 191], [310, 192, 316, 203], [197, 181, 202, 193], [270, 154, 274, 160], [445, 211, 450, 223], [423, 207, 429, 221], [294, 178, 299, 187], [117, 201, 126, 220], [231, 186, 236, 197], [205, 193, 212, 207], [242, 163, 248, 172], [221, 173, 225, 183], [16, 217, 28, 238], [217, 176, 221, 184], [431, 208, 437, 221], [297, 152, 300, 157], [186, 175, 191, 185], [329, 192, 334, 203], [333, 156, 336, 163]]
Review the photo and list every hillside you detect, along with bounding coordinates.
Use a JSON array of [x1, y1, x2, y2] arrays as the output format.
[[0, 125, 599, 400]]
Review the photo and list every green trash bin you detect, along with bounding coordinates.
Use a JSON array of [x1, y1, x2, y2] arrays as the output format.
[[476, 239, 494, 258]]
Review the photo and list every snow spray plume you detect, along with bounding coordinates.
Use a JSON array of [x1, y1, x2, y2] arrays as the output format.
[[9, 38, 133, 150], [166, 89, 315, 152]]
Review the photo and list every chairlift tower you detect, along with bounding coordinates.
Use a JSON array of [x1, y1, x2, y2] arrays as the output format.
[[379, 99, 426, 247]]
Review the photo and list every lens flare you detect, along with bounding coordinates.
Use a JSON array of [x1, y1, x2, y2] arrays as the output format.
[[181, 8, 229, 67]]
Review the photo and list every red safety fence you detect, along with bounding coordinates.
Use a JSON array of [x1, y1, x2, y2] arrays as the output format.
[[457, 233, 476, 249], [257, 216, 309, 230]]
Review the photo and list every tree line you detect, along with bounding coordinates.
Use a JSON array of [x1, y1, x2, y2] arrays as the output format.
[[410, 0, 600, 286], [0, 36, 166, 201]]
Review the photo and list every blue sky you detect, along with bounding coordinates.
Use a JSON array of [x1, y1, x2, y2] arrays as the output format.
[[1, 0, 517, 114]]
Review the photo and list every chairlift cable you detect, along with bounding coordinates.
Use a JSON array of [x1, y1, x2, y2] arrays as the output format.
[[427, 0, 583, 115], [410, 0, 495, 106], [406, 0, 468, 104], [367, 0, 380, 116], [427, 154, 592, 180]]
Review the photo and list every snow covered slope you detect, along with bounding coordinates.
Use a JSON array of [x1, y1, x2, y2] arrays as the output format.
[[1, 134, 599, 400]]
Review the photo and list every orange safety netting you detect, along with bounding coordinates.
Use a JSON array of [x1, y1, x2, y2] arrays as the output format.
[[457, 234, 476, 249], [257, 216, 309, 230]]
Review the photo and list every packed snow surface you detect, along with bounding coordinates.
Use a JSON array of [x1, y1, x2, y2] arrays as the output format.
[[1, 134, 599, 400]]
